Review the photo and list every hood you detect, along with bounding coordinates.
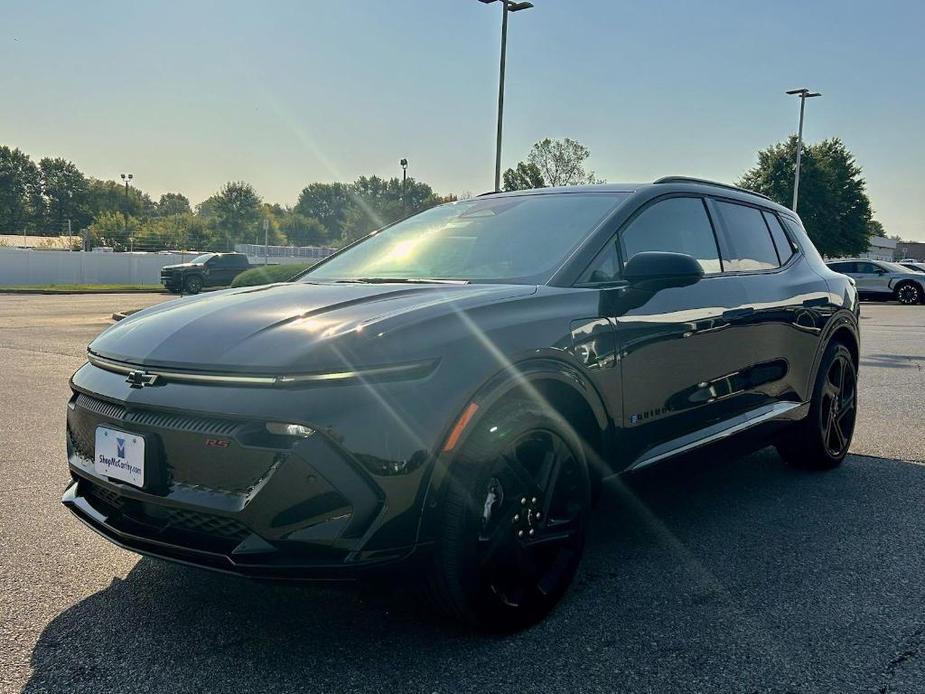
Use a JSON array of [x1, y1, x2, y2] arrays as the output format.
[[161, 262, 197, 271], [90, 281, 537, 373]]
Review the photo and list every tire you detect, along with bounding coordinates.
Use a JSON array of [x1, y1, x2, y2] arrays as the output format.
[[894, 281, 922, 306], [426, 397, 591, 631], [184, 275, 203, 295], [776, 342, 857, 470]]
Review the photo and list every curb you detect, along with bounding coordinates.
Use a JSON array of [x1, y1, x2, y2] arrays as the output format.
[[0, 288, 167, 295], [112, 308, 144, 322]]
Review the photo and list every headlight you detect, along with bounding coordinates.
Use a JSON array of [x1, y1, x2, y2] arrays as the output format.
[[265, 422, 315, 437]]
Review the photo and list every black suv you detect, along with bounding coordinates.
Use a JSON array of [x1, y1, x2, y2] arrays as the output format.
[[64, 178, 859, 630], [159, 252, 252, 294]]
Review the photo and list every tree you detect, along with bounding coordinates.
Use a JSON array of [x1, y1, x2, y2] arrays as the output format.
[[340, 175, 440, 244], [502, 161, 545, 191], [39, 157, 89, 233], [157, 192, 191, 216], [84, 178, 155, 224], [526, 137, 600, 187], [280, 212, 328, 246], [294, 182, 352, 239], [738, 136, 872, 257], [203, 181, 262, 249], [0, 146, 43, 232]]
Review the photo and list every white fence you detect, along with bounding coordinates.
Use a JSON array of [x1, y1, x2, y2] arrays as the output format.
[[0, 248, 179, 285], [235, 243, 336, 260]]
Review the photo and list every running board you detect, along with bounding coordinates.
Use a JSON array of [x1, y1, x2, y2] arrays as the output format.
[[626, 401, 808, 473]]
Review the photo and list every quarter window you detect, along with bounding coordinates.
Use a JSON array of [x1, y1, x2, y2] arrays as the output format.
[[762, 211, 795, 264], [713, 201, 780, 271], [619, 197, 722, 274]]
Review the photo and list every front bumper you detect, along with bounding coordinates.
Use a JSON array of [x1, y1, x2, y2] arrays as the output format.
[[160, 274, 181, 290], [64, 389, 428, 579]]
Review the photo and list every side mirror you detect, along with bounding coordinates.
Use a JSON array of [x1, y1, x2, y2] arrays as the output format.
[[623, 251, 704, 290]]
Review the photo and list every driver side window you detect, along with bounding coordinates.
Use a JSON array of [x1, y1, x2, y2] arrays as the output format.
[[578, 196, 721, 284]]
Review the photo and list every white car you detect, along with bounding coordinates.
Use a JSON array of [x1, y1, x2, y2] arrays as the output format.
[[826, 258, 925, 305]]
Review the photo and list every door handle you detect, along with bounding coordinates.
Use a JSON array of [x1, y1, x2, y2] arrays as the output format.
[[722, 307, 755, 320]]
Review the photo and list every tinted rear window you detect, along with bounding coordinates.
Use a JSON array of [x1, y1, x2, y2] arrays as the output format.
[[762, 211, 795, 264], [713, 201, 779, 271]]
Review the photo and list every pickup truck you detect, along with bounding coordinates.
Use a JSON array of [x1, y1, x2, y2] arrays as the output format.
[[159, 252, 253, 294]]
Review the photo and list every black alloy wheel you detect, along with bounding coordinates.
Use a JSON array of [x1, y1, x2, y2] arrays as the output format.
[[428, 398, 590, 631], [818, 349, 857, 458], [476, 428, 586, 610], [776, 342, 857, 469], [184, 275, 203, 295]]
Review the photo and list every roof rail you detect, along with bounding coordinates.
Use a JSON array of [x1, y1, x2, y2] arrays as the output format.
[[653, 176, 771, 201]]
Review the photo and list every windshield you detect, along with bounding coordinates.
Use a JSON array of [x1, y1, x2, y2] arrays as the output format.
[[304, 193, 627, 283], [880, 261, 913, 273], [190, 253, 215, 265]]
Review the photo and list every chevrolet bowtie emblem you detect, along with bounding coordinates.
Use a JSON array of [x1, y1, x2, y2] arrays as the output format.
[[126, 370, 160, 388]]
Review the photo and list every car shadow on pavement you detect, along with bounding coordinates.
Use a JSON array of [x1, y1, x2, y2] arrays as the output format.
[[25, 448, 925, 693]]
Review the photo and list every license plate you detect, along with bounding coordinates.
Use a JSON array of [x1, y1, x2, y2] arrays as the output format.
[[94, 426, 145, 488]]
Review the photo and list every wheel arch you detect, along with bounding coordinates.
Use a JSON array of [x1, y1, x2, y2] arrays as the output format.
[[807, 311, 860, 398], [417, 358, 614, 542]]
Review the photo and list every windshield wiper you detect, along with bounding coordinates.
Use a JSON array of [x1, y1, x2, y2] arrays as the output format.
[[334, 277, 469, 285]]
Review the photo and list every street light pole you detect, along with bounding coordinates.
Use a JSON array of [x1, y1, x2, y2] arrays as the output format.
[[400, 158, 408, 216], [120, 173, 134, 251], [786, 89, 820, 212], [478, 0, 533, 192]]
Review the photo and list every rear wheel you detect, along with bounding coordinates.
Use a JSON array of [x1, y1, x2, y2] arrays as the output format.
[[777, 342, 857, 469], [184, 275, 203, 295], [895, 281, 922, 305], [427, 397, 591, 631]]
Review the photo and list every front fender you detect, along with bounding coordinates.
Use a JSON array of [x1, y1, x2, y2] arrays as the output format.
[[415, 356, 613, 544]]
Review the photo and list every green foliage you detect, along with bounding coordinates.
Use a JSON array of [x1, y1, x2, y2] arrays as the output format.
[[280, 212, 328, 246], [39, 157, 89, 231], [157, 192, 192, 216], [294, 182, 352, 239], [502, 161, 546, 191], [203, 181, 263, 250], [738, 136, 872, 257], [230, 262, 315, 287], [527, 137, 601, 187], [0, 146, 43, 232]]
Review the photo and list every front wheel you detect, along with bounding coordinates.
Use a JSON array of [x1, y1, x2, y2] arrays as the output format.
[[777, 342, 857, 469], [895, 281, 922, 305], [184, 275, 203, 295], [427, 397, 591, 631]]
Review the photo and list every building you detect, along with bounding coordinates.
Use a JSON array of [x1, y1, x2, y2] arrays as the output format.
[[897, 241, 925, 261], [861, 236, 897, 261]]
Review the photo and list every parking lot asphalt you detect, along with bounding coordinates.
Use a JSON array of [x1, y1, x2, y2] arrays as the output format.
[[1, 294, 924, 693]]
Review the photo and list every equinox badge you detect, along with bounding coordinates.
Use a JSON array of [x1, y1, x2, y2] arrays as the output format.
[[126, 370, 160, 388]]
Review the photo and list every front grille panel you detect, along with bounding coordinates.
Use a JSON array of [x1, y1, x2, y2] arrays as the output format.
[[127, 410, 238, 436], [69, 392, 279, 495], [166, 508, 250, 541], [81, 479, 249, 543], [75, 393, 127, 420]]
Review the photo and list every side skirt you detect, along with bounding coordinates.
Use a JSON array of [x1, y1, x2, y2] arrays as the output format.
[[622, 400, 809, 474]]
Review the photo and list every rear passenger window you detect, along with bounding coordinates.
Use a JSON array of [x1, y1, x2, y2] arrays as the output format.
[[713, 201, 779, 271], [762, 212, 795, 264], [620, 197, 721, 274]]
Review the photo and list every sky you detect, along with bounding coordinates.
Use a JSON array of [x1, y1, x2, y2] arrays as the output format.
[[2, 0, 923, 240]]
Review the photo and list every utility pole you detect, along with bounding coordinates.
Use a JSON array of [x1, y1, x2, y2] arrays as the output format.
[[785, 89, 821, 212], [67, 219, 72, 251], [477, 0, 533, 191], [263, 218, 269, 266]]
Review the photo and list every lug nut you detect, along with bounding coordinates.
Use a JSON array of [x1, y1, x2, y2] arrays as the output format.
[[531, 497, 537, 504], [529, 529, 535, 537], [518, 530, 524, 538], [535, 511, 541, 519], [521, 497, 527, 505], [513, 514, 520, 523]]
